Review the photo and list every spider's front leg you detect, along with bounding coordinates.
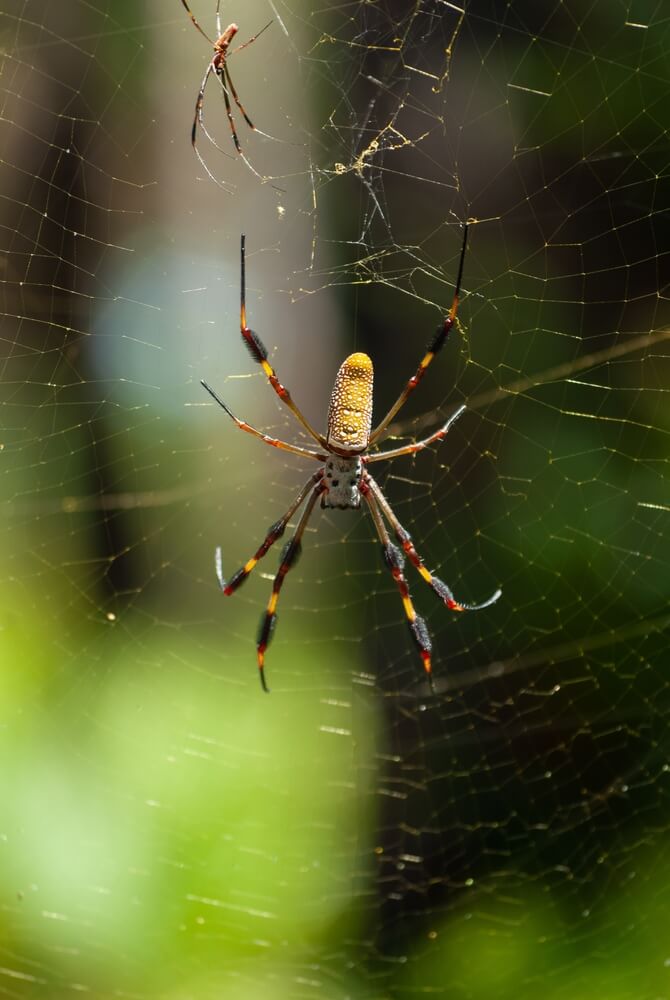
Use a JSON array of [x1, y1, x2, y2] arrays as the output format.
[[238, 236, 329, 450], [369, 223, 470, 446]]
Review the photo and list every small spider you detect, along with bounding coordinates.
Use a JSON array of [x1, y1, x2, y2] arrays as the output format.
[[180, 0, 272, 159], [201, 228, 501, 692]]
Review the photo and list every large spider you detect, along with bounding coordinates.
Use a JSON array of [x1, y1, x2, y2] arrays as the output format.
[[201, 228, 501, 692], [180, 0, 272, 159]]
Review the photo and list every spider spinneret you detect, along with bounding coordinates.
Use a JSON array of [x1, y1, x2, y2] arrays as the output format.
[[201, 228, 501, 692]]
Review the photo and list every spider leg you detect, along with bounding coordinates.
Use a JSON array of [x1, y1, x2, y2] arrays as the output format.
[[215, 0, 222, 38], [191, 70, 242, 179], [366, 404, 466, 463], [238, 235, 330, 450], [361, 480, 435, 690], [256, 482, 325, 692], [366, 474, 501, 611], [230, 20, 273, 57], [180, 0, 215, 45], [192, 60, 215, 146], [224, 62, 254, 131], [369, 224, 469, 446], [215, 68, 267, 182], [215, 470, 324, 600], [201, 380, 327, 461], [217, 63, 243, 153]]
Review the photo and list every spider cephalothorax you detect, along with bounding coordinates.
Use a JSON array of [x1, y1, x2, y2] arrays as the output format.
[[322, 453, 364, 510], [201, 229, 500, 692]]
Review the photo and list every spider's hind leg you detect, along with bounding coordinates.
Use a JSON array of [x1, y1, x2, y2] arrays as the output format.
[[361, 480, 435, 690], [255, 482, 324, 692], [213, 471, 323, 597], [367, 475, 501, 612]]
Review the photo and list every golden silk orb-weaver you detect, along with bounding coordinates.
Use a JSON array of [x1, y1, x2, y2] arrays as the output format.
[[201, 228, 501, 692]]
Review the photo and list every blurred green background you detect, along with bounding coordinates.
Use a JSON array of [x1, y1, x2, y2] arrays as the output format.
[[1, 1, 669, 997]]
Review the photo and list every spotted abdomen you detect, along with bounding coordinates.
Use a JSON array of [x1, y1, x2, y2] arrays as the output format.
[[327, 352, 374, 453]]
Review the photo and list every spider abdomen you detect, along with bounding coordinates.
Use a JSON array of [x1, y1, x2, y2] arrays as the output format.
[[322, 455, 363, 509], [327, 352, 373, 453]]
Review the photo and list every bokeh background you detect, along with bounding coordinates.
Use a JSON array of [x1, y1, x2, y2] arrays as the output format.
[[1, 1, 669, 996]]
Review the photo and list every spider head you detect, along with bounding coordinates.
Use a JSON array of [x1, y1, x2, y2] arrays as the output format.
[[322, 455, 363, 509]]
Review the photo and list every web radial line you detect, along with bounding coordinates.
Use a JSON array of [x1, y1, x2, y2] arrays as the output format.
[[215, 470, 324, 597], [361, 480, 434, 688], [369, 223, 469, 446], [256, 482, 325, 692], [200, 379, 327, 462], [366, 474, 501, 611], [238, 235, 329, 450]]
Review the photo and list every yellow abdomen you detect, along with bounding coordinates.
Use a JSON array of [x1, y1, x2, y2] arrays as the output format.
[[327, 352, 374, 453]]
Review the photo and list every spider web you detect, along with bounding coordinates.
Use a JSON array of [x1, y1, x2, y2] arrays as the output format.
[[1, 0, 669, 996]]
